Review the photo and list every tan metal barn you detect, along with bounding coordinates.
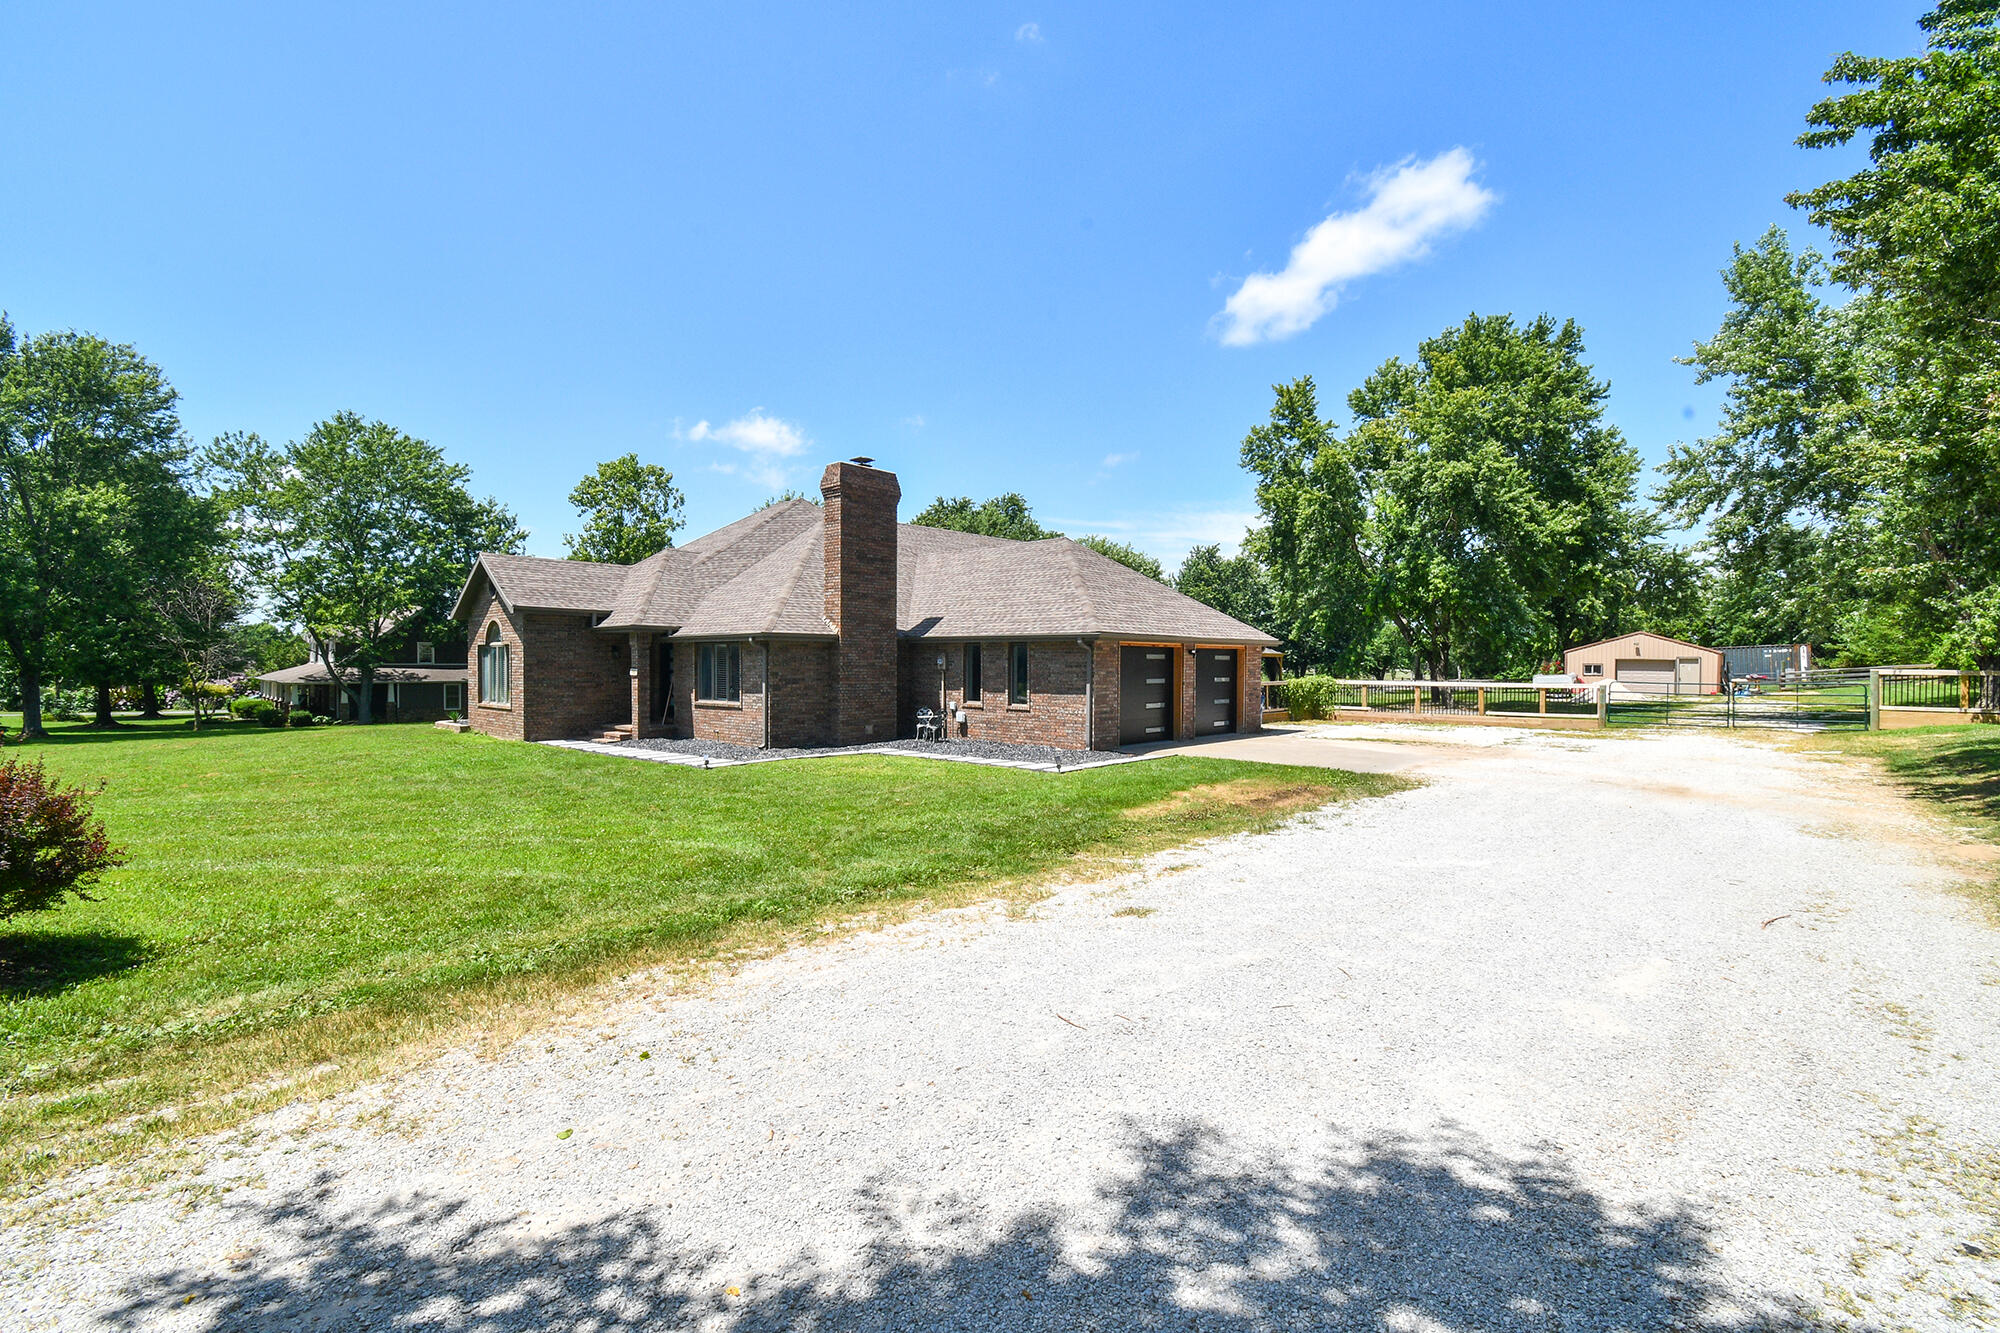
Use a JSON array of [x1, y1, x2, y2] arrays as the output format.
[[1562, 632, 1724, 696]]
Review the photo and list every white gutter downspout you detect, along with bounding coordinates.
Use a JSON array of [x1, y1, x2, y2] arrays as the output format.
[[1077, 638, 1093, 751]]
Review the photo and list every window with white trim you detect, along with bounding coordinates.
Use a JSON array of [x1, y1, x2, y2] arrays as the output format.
[[416, 641, 436, 664], [1582, 662, 1603, 676], [698, 643, 742, 702], [478, 624, 510, 704]]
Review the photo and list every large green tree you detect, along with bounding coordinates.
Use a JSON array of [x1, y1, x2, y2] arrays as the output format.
[[1244, 316, 1663, 679], [1175, 543, 1275, 637], [1785, 0, 2000, 668], [910, 493, 1053, 541], [564, 454, 686, 564], [220, 413, 524, 723], [1656, 229, 1873, 649], [0, 319, 216, 737], [1073, 534, 1165, 581]]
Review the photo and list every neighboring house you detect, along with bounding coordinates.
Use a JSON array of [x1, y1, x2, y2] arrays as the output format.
[[1562, 632, 1724, 696], [256, 627, 468, 721], [450, 459, 1276, 750]]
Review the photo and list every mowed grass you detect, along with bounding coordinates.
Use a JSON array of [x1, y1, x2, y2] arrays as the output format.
[[1813, 723, 2000, 912], [0, 717, 1404, 1194]]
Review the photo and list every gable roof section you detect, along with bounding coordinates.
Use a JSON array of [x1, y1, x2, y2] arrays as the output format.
[[452, 498, 1274, 645], [452, 552, 630, 621], [1565, 631, 1719, 656]]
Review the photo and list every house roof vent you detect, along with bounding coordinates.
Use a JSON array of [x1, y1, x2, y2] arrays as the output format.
[[849, 456, 875, 466]]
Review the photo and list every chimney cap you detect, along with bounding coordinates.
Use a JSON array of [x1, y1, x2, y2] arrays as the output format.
[[849, 456, 875, 466]]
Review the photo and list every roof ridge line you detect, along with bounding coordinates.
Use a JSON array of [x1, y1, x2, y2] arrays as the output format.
[[1055, 536, 1104, 627]]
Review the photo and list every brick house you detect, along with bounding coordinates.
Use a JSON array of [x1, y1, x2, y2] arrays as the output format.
[[450, 460, 1276, 751]]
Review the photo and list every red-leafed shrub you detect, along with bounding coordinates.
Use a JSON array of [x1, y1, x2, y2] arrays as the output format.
[[0, 759, 126, 920]]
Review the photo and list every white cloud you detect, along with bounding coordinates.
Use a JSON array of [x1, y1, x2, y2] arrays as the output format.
[[1214, 148, 1496, 346], [1015, 21, 1042, 43], [901, 414, 926, 430], [683, 408, 809, 458], [679, 408, 811, 491], [1101, 451, 1138, 469]]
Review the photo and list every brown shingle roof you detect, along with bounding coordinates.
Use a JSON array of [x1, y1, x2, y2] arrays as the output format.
[[455, 496, 1274, 645], [454, 553, 628, 617]]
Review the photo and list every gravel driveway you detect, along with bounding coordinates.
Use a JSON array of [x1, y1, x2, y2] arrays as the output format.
[[9, 730, 1998, 1330]]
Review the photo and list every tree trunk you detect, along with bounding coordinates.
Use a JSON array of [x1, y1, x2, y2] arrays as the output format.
[[15, 654, 45, 739], [356, 664, 375, 724], [140, 681, 163, 718], [90, 681, 119, 727]]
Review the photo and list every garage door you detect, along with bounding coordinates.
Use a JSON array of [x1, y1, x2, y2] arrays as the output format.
[[1120, 646, 1173, 744], [1194, 649, 1238, 734], [1614, 658, 1675, 693]]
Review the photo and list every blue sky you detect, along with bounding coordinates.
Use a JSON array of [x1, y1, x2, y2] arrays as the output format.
[[1, 3, 1925, 565]]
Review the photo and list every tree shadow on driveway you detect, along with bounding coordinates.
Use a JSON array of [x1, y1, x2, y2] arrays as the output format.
[[103, 1121, 1843, 1331]]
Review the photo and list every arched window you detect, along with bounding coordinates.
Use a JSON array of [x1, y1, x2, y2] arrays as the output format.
[[478, 623, 510, 705]]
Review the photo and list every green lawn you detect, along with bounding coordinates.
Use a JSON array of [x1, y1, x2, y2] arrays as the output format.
[[0, 717, 1402, 1194], [1814, 724, 2000, 912]]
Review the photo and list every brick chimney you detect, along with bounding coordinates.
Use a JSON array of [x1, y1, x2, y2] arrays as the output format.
[[821, 458, 901, 744]]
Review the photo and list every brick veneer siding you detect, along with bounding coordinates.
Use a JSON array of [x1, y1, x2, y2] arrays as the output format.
[[670, 640, 769, 747], [1238, 649, 1266, 736], [465, 587, 526, 741], [1090, 640, 1122, 751], [768, 641, 837, 748], [913, 639, 1096, 749], [822, 461, 900, 744], [521, 613, 628, 741]]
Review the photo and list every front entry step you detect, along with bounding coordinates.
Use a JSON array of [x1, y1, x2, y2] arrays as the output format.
[[590, 723, 636, 744]]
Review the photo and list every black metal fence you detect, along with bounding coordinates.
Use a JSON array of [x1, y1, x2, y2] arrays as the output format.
[[1605, 667, 1871, 730], [1878, 669, 2000, 715]]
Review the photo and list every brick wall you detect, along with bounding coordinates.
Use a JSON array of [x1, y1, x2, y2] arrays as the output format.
[[1090, 640, 1122, 750], [822, 461, 900, 744], [1238, 648, 1265, 736], [673, 640, 769, 747], [768, 641, 837, 748], [916, 639, 1094, 749], [521, 613, 628, 741], [463, 587, 525, 742]]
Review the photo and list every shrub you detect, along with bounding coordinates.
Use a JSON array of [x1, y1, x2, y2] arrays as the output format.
[[0, 758, 126, 920], [43, 687, 95, 721], [230, 696, 279, 723], [1281, 674, 1340, 720], [286, 710, 318, 728]]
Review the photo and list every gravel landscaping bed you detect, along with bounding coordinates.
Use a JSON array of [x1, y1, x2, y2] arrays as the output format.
[[616, 734, 1134, 769], [11, 730, 1999, 1330]]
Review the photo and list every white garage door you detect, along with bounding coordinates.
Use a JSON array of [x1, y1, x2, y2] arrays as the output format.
[[1614, 658, 1675, 691]]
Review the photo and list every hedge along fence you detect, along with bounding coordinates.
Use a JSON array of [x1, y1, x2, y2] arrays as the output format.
[[1268, 676, 1604, 723]]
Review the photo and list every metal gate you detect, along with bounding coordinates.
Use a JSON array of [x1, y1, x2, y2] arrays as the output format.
[[1605, 667, 1871, 730]]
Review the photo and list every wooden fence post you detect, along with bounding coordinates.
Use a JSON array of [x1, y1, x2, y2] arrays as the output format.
[[1868, 669, 1882, 731], [1359, 683, 1369, 710], [1537, 688, 1547, 715], [1477, 687, 1487, 716], [1962, 673, 1973, 712]]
